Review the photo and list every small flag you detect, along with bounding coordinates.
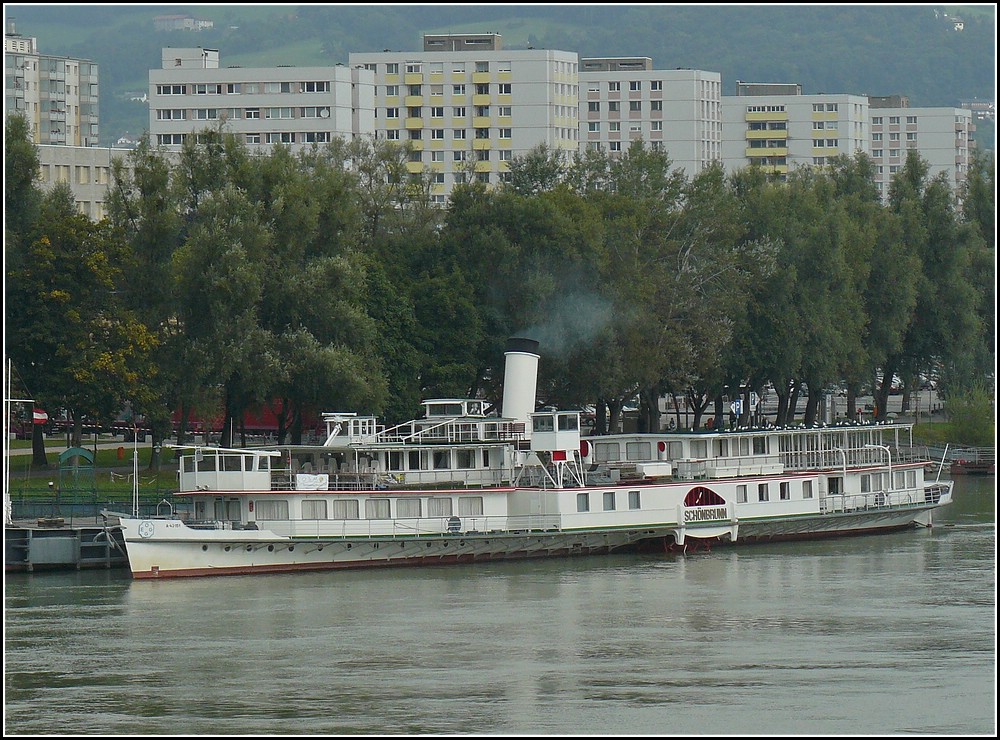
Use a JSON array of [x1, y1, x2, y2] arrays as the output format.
[[33, 408, 49, 424]]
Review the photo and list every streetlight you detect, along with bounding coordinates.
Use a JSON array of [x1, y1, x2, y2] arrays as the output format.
[[864, 443, 892, 491]]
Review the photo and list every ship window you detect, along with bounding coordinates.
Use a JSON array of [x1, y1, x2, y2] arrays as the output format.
[[603, 491, 616, 511], [396, 497, 421, 518], [893, 471, 905, 490], [739, 438, 751, 456], [753, 437, 766, 454], [255, 499, 289, 520], [736, 484, 747, 503], [906, 470, 916, 488], [302, 500, 327, 519], [433, 450, 451, 469], [257, 456, 270, 471], [802, 480, 813, 499], [388, 451, 403, 470], [757, 483, 769, 502], [332, 499, 359, 519], [689, 440, 707, 458], [558, 414, 578, 431], [780, 482, 790, 500], [408, 450, 422, 470], [455, 449, 475, 469], [593, 442, 619, 462], [626, 441, 651, 461], [457, 496, 483, 516], [196, 454, 217, 472], [222, 455, 242, 471], [533, 416, 555, 432], [628, 490, 641, 510], [428, 497, 452, 517], [861, 474, 871, 493], [577, 492, 590, 512], [365, 499, 391, 519]]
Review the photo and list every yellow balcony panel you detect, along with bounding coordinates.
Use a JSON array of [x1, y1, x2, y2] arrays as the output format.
[[497, 116, 512, 126], [429, 72, 444, 82], [472, 72, 491, 84], [430, 140, 445, 149], [746, 129, 787, 140], [812, 147, 840, 156], [450, 117, 468, 126], [472, 116, 492, 128], [746, 111, 788, 122], [406, 162, 423, 174], [384, 96, 400, 106], [474, 160, 492, 172], [409, 141, 424, 151], [385, 74, 400, 85], [497, 94, 512, 105], [498, 71, 512, 81], [451, 72, 467, 82], [472, 94, 491, 107], [472, 138, 492, 150], [404, 95, 424, 107], [404, 118, 424, 129], [745, 146, 788, 158], [404, 73, 423, 85]]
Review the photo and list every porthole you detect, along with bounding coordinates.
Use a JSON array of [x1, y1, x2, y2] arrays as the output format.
[[267, 544, 274, 552], [224, 546, 231, 552], [202, 545, 208, 551], [288, 545, 294, 552]]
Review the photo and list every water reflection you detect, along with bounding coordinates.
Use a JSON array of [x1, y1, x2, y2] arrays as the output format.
[[4, 476, 995, 735]]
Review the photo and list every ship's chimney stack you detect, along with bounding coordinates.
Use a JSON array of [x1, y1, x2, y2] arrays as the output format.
[[501, 337, 539, 432]]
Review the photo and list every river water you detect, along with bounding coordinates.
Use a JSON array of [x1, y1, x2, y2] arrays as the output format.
[[4, 476, 995, 736]]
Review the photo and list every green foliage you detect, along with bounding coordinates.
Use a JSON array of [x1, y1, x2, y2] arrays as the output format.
[[944, 382, 996, 447]]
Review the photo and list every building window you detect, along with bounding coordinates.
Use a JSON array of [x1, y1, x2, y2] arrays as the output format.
[[588, 122, 600, 132], [386, 129, 400, 140], [629, 80, 641, 91], [406, 62, 422, 74], [408, 84, 421, 96], [386, 108, 399, 119], [650, 100, 662, 112], [498, 128, 511, 139], [453, 84, 466, 95], [475, 61, 489, 73], [498, 106, 511, 116], [475, 127, 489, 139], [385, 85, 399, 96], [430, 106, 444, 117], [386, 63, 398, 74], [301, 81, 329, 93], [650, 121, 662, 131], [432, 128, 445, 140], [588, 101, 600, 112], [629, 100, 641, 112], [498, 149, 512, 161], [608, 81, 620, 92], [608, 101, 620, 112], [454, 129, 466, 140], [498, 83, 511, 94], [245, 107, 260, 119], [650, 80, 662, 91]]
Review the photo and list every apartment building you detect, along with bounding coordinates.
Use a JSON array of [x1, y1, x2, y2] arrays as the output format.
[[4, 19, 99, 147], [721, 82, 869, 179], [33, 144, 164, 221], [579, 57, 722, 177], [349, 33, 579, 203], [147, 47, 375, 151], [868, 96, 973, 199]]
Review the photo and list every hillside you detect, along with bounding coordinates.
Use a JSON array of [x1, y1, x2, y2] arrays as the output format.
[[4, 4, 996, 148]]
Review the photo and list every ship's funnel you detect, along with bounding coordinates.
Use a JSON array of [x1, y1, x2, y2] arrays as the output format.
[[501, 337, 539, 430]]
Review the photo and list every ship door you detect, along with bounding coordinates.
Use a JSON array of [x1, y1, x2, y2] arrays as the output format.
[[828, 476, 843, 496]]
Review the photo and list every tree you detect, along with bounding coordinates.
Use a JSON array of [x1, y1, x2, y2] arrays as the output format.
[[6, 187, 157, 460]]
